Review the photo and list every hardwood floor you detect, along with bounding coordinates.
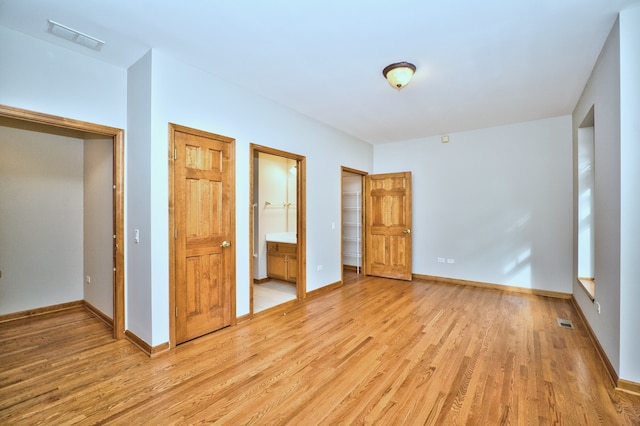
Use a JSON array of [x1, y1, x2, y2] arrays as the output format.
[[2, 276, 639, 425]]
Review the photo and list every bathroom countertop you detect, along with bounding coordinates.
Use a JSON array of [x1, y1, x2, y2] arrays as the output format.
[[265, 232, 297, 244]]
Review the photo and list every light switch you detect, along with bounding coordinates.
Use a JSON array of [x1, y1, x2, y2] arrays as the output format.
[[134, 229, 140, 243]]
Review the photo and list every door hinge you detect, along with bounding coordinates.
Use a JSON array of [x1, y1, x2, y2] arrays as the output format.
[[174, 149, 177, 161], [174, 228, 177, 239], [175, 306, 178, 317]]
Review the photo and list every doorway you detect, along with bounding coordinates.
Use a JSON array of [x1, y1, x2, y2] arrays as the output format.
[[0, 105, 125, 339], [250, 144, 306, 314], [341, 167, 366, 282]]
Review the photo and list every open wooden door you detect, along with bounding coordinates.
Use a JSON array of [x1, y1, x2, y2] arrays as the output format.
[[365, 172, 412, 280], [171, 124, 236, 345]]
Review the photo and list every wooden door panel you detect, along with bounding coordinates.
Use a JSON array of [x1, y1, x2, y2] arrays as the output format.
[[174, 128, 235, 344], [186, 179, 221, 238], [370, 196, 385, 225], [365, 172, 412, 280], [369, 235, 386, 265], [389, 195, 406, 225], [288, 256, 298, 281], [389, 235, 408, 267], [267, 254, 287, 280], [185, 141, 221, 170], [180, 253, 229, 339]]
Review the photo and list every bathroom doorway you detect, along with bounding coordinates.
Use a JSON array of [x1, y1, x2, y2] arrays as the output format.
[[250, 144, 306, 314]]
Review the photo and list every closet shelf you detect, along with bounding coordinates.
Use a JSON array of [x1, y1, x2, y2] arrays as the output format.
[[343, 252, 362, 258], [342, 188, 361, 272]]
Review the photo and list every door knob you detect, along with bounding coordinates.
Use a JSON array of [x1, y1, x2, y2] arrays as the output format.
[[403, 229, 411, 234], [220, 241, 231, 247]]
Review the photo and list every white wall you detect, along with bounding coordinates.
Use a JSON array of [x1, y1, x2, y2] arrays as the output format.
[[83, 138, 114, 317], [286, 159, 297, 235], [572, 19, 622, 376], [618, 5, 640, 384], [126, 51, 153, 344], [0, 26, 127, 129], [0, 27, 373, 345], [572, 8, 640, 385], [0, 25, 127, 318], [374, 116, 573, 293], [125, 50, 373, 345], [0, 126, 84, 314]]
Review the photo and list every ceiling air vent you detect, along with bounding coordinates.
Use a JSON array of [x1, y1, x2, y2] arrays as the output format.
[[47, 19, 105, 51]]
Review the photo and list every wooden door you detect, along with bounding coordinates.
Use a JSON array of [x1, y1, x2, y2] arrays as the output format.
[[365, 172, 412, 280], [173, 126, 235, 344]]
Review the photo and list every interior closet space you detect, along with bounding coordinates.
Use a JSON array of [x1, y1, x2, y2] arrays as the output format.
[[342, 169, 364, 274], [0, 118, 113, 318]]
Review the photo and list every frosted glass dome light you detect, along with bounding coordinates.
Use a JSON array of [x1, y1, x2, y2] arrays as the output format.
[[382, 62, 416, 90]]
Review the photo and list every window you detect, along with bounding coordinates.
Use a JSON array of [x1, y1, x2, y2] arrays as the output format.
[[577, 106, 595, 299]]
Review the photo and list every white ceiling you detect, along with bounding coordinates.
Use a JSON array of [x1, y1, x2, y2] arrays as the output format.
[[1, 0, 638, 144]]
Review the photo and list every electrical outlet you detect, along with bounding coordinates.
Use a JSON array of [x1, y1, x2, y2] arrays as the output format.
[[437, 258, 445, 263], [446, 258, 455, 264], [317, 265, 323, 271], [86, 275, 91, 284], [595, 301, 601, 314]]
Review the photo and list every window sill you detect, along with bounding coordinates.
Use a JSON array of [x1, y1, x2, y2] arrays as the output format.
[[578, 277, 595, 302]]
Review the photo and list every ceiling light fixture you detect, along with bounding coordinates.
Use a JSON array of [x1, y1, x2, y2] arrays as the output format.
[[382, 62, 416, 90], [47, 19, 105, 51]]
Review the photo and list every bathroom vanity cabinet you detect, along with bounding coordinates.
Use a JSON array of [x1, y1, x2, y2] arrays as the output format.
[[266, 242, 297, 283]]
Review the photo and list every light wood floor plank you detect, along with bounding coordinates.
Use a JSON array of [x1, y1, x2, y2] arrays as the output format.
[[1, 273, 639, 425]]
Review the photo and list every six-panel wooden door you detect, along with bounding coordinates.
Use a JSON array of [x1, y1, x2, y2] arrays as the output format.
[[173, 126, 235, 344], [365, 172, 412, 280]]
